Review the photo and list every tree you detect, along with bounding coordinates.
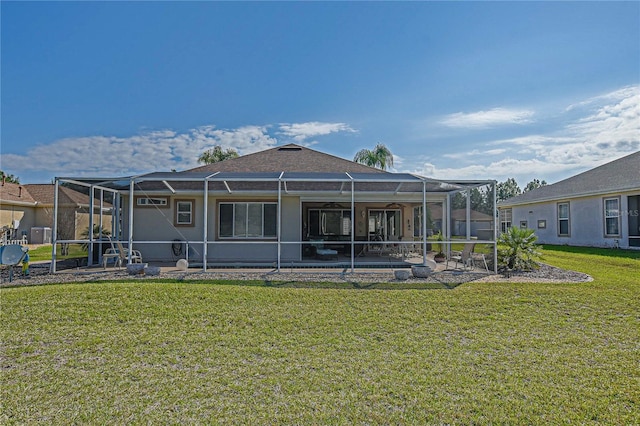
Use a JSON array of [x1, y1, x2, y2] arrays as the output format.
[[496, 178, 522, 202], [353, 143, 394, 170], [451, 186, 493, 215], [524, 178, 548, 192], [42, 207, 77, 256], [198, 146, 239, 164], [0, 170, 20, 184]]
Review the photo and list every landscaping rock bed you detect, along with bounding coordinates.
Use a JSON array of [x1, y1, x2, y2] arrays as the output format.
[[1, 262, 591, 288]]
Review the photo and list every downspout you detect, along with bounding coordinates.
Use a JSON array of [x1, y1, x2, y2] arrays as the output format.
[[50, 179, 60, 273], [128, 178, 135, 265], [113, 193, 120, 240], [349, 173, 355, 273], [466, 190, 471, 240], [203, 180, 208, 272], [99, 188, 104, 265], [423, 180, 427, 266], [88, 185, 95, 266], [446, 192, 451, 256], [277, 172, 283, 272], [493, 181, 498, 274]]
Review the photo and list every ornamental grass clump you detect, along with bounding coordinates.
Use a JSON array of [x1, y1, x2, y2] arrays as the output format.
[[497, 227, 542, 273]]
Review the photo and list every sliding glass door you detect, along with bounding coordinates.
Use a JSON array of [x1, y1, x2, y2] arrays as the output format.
[[368, 210, 401, 242]]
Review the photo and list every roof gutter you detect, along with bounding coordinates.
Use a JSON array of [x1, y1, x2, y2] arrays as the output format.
[[499, 185, 640, 208], [0, 199, 38, 207]]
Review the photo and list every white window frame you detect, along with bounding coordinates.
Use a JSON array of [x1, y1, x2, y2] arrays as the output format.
[[500, 208, 512, 233], [136, 196, 169, 207], [557, 202, 570, 237], [219, 202, 277, 239], [603, 197, 621, 237], [175, 200, 194, 226]]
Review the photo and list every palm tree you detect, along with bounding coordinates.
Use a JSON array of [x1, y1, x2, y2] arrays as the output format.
[[497, 227, 542, 272], [353, 143, 394, 170], [198, 146, 239, 164]]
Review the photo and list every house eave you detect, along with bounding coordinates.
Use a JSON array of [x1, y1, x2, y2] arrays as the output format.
[[499, 185, 640, 208], [0, 200, 39, 207]]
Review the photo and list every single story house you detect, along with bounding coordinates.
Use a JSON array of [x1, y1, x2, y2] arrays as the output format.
[[498, 151, 640, 249], [51, 144, 497, 271], [1, 181, 113, 244]]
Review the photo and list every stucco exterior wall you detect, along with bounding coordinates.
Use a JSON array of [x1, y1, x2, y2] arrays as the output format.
[[118, 190, 488, 264], [122, 195, 206, 262], [122, 194, 303, 263], [1, 205, 36, 240], [207, 195, 301, 263], [507, 190, 639, 249]]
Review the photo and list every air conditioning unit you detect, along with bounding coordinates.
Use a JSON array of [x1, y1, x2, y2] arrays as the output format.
[[30, 227, 52, 244]]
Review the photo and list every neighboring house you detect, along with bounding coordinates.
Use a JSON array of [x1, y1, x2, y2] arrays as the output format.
[[498, 151, 640, 249], [0, 181, 113, 244], [451, 209, 494, 239], [51, 144, 497, 270], [414, 204, 493, 239]]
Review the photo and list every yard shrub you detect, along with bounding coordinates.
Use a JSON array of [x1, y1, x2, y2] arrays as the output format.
[[497, 227, 542, 272]]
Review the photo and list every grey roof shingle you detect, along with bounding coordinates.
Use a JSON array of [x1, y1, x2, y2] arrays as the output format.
[[0, 182, 37, 204], [499, 151, 640, 206], [1, 182, 111, 207], [187, 143, 387, 174]]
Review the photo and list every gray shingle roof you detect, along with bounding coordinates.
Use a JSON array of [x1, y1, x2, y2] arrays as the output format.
[[22, 184, 91, 206], [0, 182, 37, 204], [1, 182, 111, 207], [499, 151, 640, 206], [186, 143, 387, 174]]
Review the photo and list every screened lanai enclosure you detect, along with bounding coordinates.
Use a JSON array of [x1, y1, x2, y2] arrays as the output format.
[[50, 172, 497, 273]]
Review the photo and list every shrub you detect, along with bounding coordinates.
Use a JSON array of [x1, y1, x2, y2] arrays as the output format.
[[497, 227, 542, 272], [80, 225, 111, 252]]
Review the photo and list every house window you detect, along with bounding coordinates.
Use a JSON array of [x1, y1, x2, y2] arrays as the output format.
[[500, 209, 512, 233], [136, 196, 169, 207], [219, 202, 277, 238], [557, 202, 570, 236], [175, 200, 194, 226], [604, 197, 620, 237]]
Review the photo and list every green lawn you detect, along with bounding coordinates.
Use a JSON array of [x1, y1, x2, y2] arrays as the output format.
[[26, 244, 86, 262], [1, 246, 638, 424]]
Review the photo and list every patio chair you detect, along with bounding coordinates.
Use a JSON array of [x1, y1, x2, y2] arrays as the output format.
[[446, 242, 476, 271], [102, 238, 121, 268], [389, 236, 408, 260], [102, 239, 143, 268], [116, 241, 143, 266], [471, 250, 490, 273]]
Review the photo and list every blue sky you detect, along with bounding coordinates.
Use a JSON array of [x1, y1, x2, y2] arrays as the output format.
[[2, 1, 638, 185]]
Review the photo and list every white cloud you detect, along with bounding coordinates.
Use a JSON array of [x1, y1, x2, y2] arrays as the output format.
[[3, 121, 357, 181], [417, 158, 577, 184], [1, 125, 279, 178], [443, 148, 507, 160], [440, 108, 535, 128], [411, 85, 639, 185], [278, 122, 355, 142], [565, 85, 638, 112]]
